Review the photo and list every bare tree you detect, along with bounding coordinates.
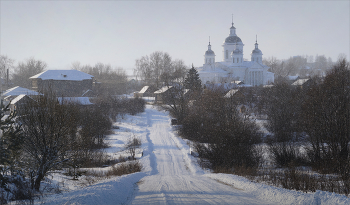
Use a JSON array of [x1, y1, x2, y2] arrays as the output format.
[[72, 62, 128, 95], [134, 51, 188, 88], [12, 57, 47, 89], [0, 55, 15, 91], [264, 56, 282, 75], [160, 84, 190, 123], [125, 134, 141, 160], [302, 58, 350, 173], [18, 92, 79, 190]]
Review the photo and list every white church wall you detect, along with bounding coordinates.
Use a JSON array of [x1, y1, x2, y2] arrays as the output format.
[[198, 22, 274, 86]]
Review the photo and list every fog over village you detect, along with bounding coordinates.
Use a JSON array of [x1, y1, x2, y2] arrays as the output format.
[[0, 1, 350, 204]]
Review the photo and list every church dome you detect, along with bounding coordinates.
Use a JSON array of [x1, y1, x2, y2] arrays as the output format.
[[205, 50, 215, 55], [225, 36, 242, 43], [232, 48, 242, 54], [252, 48, 262, 55]]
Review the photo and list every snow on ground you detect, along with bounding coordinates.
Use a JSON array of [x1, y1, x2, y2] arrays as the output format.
[[35, 105, 350, 204]]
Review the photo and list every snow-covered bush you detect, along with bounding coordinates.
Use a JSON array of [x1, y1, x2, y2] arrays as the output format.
[[181, 89, 262, 171]]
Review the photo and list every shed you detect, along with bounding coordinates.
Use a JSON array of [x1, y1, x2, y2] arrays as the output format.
[[224, 89, 245, 103], [9, 94, 35, 115], [134, 86, 155, 98], [154, 86, 173, 104], [1, 86, 41, 106]]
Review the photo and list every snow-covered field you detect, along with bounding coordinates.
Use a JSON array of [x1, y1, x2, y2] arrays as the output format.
[[35, 105, 350, 204]]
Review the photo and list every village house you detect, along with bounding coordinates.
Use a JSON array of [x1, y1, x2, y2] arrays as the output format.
[[29, 70, 94, 97]]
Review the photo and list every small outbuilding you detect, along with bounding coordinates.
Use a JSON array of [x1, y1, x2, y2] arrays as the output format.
[[291, 78, 313, 89], [154, 86, 173, 104], [1, 86, 41, 106], [134, 86, 155, 98], [9, 94, 35, 115]]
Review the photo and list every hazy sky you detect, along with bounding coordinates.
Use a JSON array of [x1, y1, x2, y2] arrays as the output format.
[[1, 1, 349, 74]]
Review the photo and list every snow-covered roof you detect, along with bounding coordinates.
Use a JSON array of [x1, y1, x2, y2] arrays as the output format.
[[1, 115, 9, 121], [224, 89, 239, 98], [231, 80, 243, 85], [292, 79, 309, 86], [238, 84, 253, 88], [1, 86, 41, 96], [10, 94, 28, 104], [205, 83, 236, 90], [154, 86, 172, 94], [30, 70, 94, 81], [197, 65, 227, 74], [81, 89, 93, 97], [57, 97, 93, 105], [288, 76, 299, 81], [184, 89, 190, 95], [215, 61, 268, 70], [139, 86, 149, 94]]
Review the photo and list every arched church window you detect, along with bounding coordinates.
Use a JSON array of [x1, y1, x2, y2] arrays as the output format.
[[226, 50, 228, 59]]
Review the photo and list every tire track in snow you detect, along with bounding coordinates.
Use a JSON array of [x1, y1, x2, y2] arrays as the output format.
[[145, 107, 159, 176], [146, 131, 158, 175]]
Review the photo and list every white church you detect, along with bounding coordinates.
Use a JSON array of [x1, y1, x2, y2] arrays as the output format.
[[197, 22, 274, 86]]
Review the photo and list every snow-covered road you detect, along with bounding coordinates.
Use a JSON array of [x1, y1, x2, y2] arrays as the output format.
[[131, 107, 271, 204], [37, 105, 350, 205]]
